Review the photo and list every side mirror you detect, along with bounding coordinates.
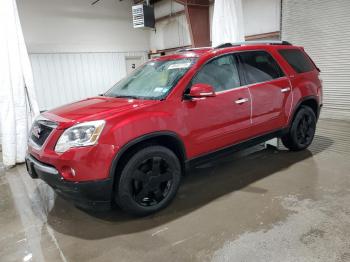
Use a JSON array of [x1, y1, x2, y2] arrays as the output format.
[[188, 83, 216, 98]]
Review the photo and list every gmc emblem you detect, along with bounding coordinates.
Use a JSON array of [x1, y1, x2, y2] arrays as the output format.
[[32, 125, 42, 139]]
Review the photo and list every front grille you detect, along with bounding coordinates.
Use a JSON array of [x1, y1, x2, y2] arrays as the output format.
[[30, 119, 57, 148]]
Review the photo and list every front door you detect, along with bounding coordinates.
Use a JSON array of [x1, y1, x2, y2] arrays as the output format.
[[183, 54, 252, 158]]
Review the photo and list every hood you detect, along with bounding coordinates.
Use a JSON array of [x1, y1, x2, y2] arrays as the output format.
[[42, 96, 159, 129]]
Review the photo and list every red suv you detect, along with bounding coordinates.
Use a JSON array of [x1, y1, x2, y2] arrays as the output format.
[[26, 41, 322, 216]]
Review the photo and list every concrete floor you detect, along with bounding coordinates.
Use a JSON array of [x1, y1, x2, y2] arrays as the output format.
[[1, 118, 350, 262]]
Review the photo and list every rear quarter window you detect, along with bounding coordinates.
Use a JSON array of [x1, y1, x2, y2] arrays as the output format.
[[278, 49, 315, 73]]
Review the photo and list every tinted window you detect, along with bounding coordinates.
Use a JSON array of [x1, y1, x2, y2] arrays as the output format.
[[239, 51, 284, 85], [192, 55, 241, 92], [279, 49, 314, 73]]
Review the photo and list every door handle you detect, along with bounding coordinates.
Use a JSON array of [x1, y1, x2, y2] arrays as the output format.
[[235, 98, 249, 104], [281, 87, 291, 93]]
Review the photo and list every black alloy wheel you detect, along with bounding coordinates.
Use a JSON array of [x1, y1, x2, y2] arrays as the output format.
[[296, 113, 314, 146], [115, 146, 182, 216], [132, 156, 173, 206], [282, 105, 316, 151]]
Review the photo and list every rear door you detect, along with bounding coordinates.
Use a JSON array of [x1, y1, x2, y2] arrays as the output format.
[[238, 50, 292, 135], [183, 54, 253, 157]]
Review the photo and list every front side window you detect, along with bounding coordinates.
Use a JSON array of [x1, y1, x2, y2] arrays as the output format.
[[105, 58, 197, 99], [192, 55, 241, 92], [278, 49, 314, 73], [239, 51, 285, 85]]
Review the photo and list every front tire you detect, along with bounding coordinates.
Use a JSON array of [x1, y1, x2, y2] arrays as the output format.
[[115, 145, 182, 216], [282, 105, 316, 151]]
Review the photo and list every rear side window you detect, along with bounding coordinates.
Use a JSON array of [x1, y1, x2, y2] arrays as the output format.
[[239, 51, 285, 85], [278, 49, 314, 73]]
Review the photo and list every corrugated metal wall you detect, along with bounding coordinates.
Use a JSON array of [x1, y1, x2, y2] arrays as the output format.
[[282, 0, 350, 120], [30, 51, 147, 111]]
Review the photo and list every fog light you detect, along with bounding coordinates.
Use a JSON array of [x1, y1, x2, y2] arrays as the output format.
[[61, 166, 76, 179], [71, 168, 76, 177]]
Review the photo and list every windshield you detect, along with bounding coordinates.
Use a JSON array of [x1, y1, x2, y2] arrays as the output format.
[[104, 58, 197, 100]]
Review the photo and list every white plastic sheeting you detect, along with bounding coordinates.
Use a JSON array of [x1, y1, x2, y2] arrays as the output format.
[[211, 0, 245, 47], [0, 0, 40, 166]]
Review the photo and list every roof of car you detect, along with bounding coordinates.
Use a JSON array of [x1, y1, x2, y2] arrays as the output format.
[[153, 41, 297, 61]]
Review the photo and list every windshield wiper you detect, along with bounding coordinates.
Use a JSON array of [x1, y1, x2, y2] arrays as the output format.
[[114, 95, 139, 99]]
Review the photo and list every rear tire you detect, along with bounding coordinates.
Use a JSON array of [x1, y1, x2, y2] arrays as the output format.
[[281, 105, 316, 151], [115, 145, 182, 216]]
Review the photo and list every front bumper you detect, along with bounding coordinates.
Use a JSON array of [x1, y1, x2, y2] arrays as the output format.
[[25, 154, 113, 210]]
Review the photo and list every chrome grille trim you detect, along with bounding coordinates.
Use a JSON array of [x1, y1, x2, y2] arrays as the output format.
[[29, 116, 58, 150]]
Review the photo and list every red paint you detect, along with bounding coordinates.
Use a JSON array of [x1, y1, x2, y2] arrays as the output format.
[[189, 83, 216, 97], [28, 44, 322, 182]]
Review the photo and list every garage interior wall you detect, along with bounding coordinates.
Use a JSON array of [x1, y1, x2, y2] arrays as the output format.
[[282, 0, 350, 120], [149, 0, 281, 52], [149, 0, 191, 51], [17, 0, 149, 111], [16, 0, 282, 110], [210, 0, 281, 40], [241, 0, 280, 38], [29, 51, 147, 110]]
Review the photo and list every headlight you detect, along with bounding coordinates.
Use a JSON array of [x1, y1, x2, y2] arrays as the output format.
[[55, 120, 105, 153]]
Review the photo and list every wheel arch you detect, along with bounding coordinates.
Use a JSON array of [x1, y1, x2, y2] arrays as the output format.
[[288, 96, 320, 127], [109, 131, 187, 183]]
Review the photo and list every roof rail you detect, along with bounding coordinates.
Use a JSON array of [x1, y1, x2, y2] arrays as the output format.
[[215, 40, 292, 49], [176, 47, 211, 53]]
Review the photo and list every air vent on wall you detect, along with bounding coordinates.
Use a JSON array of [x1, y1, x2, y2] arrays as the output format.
[[132, 4, 155, 29]]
